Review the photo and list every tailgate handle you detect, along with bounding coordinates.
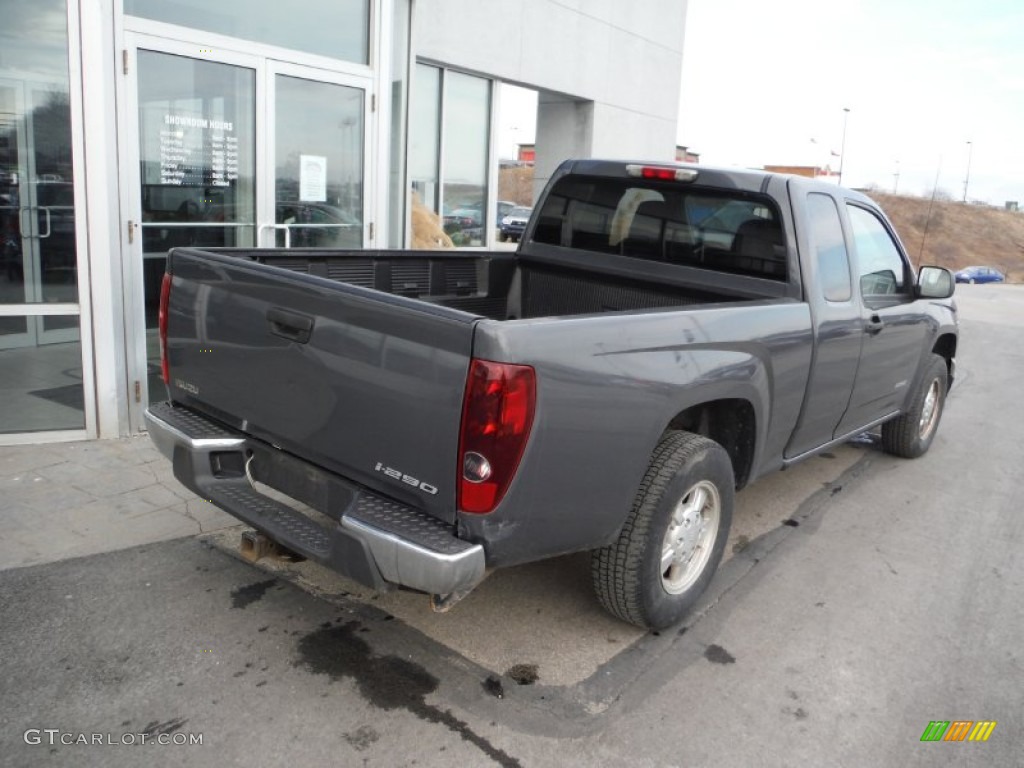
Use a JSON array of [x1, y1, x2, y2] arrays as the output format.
[[267, 308, 314, 344]]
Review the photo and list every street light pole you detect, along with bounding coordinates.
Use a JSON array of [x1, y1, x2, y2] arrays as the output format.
[[838, 107, 850, 186], [893, 159, 900, 194], [962, 141, 973, 203]]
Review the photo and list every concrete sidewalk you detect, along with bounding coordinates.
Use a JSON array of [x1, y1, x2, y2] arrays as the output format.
[[0, 436, 235, 571]]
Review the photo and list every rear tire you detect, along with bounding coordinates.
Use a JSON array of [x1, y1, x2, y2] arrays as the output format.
[[592, 431, 733, 629], [881, 354, 948, 458]]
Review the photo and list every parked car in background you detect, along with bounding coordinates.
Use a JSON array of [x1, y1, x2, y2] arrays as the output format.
[[955, 266, 1005, 284], [276, 201, 361, 248], [443, 207, 481, 229], [497, 200, 516, 221], [499, 206, 532, 242]]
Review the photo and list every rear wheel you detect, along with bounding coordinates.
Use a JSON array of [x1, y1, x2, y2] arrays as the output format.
[[592, 431, 733, 629], [881, 354, 948, 458]]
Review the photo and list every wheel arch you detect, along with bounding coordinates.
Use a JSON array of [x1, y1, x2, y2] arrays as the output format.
[[664, 399, 757, 489], [932, 333, 957, 384]]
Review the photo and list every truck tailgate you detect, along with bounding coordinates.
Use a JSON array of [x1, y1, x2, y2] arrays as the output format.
[[163, 248, 476, 523]]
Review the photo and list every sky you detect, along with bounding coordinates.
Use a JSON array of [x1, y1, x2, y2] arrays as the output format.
[[677, 0, 1024, 205], [499, 1, 1023, 206]]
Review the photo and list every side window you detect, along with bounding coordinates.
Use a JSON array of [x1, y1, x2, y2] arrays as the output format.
[[806, 193, 851, 302], [846, 205, 909, 299]]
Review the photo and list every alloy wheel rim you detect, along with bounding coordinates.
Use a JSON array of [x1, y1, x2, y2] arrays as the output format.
[[660, 480, 720, 595], [918, 379, 941, 439]]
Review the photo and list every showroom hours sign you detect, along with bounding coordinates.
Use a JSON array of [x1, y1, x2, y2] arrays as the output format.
[[159, 114, 239, 187]]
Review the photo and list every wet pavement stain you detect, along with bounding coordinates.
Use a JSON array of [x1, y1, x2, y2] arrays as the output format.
[[732, 534, 750, 553], [343, 724, 380, 752], [140, 718, 189, 736], [230, 579, 277, 609], [704, 644, 736, 665], [482, 676, 504, 699], [506, 664, 539, 686], [295, 622, 521, 768]]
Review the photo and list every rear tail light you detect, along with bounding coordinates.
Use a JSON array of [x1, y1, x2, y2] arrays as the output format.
[[158, 271, 172, 384], [458, 359, 536, 514]]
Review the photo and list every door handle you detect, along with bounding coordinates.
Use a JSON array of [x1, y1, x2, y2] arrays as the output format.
[[267, 307, 313, 344], [257, 223, 291, 248], [37, 206, 51, 239], [865, 314, 884, 335]]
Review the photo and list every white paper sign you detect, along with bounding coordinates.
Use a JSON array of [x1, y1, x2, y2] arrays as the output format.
[[299, 155, 327, 201]]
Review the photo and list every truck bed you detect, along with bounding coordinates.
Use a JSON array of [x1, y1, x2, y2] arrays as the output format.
[[237, 248, 748, 320]]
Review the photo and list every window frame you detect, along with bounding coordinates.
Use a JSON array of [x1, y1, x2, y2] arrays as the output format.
[[409, 62, 494, 249]]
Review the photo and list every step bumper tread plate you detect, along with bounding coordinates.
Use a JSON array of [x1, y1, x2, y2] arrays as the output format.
[[145, 402, 484, 597]]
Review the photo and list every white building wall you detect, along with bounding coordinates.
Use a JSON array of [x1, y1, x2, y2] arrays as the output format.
[[414, 0, 688, 195]]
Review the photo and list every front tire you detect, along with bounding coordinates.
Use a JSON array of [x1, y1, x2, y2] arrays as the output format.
[[592, 431, 734, 629], [881, 353, 948, 458]]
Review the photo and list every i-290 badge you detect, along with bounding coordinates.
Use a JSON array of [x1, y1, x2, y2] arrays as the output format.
[[374, 462, 439, 495]]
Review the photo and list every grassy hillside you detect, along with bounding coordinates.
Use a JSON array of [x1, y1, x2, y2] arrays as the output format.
[[867, 192, 1024, 282], [498, 166, 535, 206]]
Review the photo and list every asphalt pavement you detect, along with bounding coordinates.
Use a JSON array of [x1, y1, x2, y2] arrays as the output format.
[[0, 284, 1020, 767]]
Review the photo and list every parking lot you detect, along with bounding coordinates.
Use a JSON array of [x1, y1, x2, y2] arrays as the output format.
[[1, 284, 1021, 767]]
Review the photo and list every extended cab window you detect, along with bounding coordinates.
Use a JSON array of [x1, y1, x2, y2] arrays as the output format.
[[847, 204, 909, 300], [533, 177, 787, 280], [806, 193, 851, 302]]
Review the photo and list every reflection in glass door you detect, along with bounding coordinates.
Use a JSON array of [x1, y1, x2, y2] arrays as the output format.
[[268, 73, 364, 249], [134, 50, 256, 405], [1, 79, 79, 346], [126, 44, 371, 427], [0, 0, 86, 435]]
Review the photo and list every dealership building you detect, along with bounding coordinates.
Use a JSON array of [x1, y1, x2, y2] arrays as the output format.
[[0, 0, 687, 443]]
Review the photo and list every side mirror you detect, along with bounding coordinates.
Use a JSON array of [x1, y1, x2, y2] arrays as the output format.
[[917, 266, 955, 299]]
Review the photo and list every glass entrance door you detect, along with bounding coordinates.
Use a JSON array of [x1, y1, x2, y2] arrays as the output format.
[[262, 67, 366, 250], [0, 78, 80, 350], [124, 40, 370, 428], [0, 0, 87, 435], [127, 45, 257, 413]]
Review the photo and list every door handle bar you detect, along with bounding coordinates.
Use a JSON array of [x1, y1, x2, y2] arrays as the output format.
[[257, 223, 291, 248]]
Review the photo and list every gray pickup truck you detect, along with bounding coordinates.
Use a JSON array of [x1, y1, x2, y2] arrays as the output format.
[[146, 159, 958, 629]]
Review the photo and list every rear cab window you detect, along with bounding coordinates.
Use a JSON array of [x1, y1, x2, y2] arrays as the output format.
[[533, 176, 788, 281], [806, 193, 852, 302]]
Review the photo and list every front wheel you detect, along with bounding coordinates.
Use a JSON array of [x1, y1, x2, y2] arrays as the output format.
[[592, 431, 734, 629], [881, 354, 948, 458]]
